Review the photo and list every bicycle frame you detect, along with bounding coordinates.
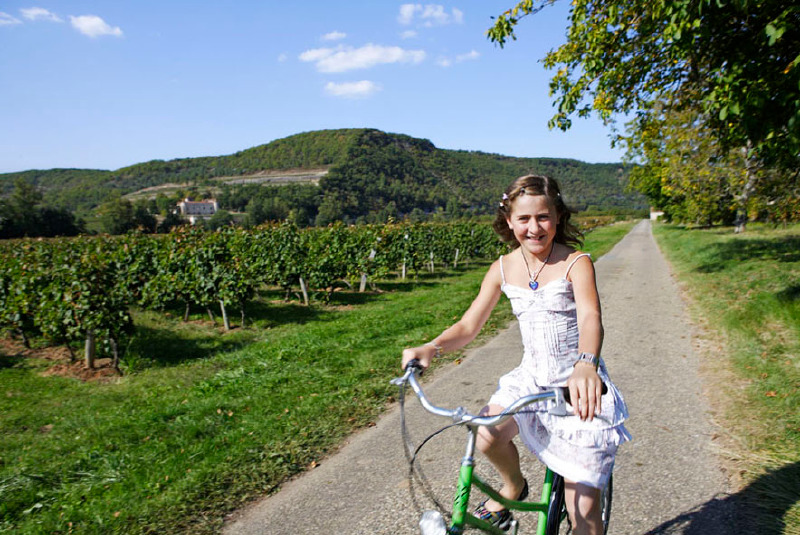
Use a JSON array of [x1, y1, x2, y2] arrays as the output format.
[[393, 362, 571, 535], [448, 423, 559, 535]]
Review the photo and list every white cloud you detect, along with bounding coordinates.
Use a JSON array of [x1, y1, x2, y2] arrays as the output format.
[[69, 15, 122, 38], [398, 4, 464, 27], [400, 30, 417, 39], [398, 4, 418, 25], [456, 50, 480, 62], [321, 30, 346, 42], [277, 53, 288, 62], [0, 12, 22, 25], [299, 47, 334, 63], [437, 50, 480, 68], [20, 7, 62, 22], [324, 80, 381, 98], [299, 44, 425, 73]]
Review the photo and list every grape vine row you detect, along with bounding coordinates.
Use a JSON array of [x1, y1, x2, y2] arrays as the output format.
[[0, 221, 505, 367]]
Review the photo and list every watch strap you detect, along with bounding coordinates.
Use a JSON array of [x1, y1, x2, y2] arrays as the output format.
[[575, 352, 599, 369]]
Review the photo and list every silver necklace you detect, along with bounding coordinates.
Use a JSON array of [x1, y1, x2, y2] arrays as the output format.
[[520, 244, 553, 291]]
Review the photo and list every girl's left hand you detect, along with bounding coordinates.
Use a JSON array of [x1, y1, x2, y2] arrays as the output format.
[[567, 364, 603, 421]]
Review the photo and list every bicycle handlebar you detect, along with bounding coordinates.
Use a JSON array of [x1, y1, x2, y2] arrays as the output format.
[[392, 359, 608, 427], [392, 360, 559, 427]]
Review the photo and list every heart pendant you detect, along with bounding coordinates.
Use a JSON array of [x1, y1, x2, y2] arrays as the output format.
[[529, 281, 539, 291]]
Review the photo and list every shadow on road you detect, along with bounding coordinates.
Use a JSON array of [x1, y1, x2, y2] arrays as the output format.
[[645, 462, 800, 534]]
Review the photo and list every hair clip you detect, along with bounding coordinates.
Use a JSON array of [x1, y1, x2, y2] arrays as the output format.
[[499, 193, 509, 208]]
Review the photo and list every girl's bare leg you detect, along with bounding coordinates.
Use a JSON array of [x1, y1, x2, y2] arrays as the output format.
[[475, 404, 526, 511], [564, 480, 603, 535]]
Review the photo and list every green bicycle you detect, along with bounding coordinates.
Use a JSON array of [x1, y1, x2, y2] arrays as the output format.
[[392, 360, 612, 535]]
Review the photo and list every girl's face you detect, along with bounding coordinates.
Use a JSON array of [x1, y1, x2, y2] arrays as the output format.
[[506, 194, 559, 255]]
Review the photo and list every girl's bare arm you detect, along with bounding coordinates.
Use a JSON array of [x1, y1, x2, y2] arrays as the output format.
[[401, 259, 504, 369], [567, 254, 605, 420]]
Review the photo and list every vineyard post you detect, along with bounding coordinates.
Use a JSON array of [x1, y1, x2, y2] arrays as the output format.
[[402, 232, 409, 280], [429, 251, 435, 273], [219, 300, 231, 330], [299, 277, 309, 306], [453, 248, 460, 268], [85, 330, 95, 369], [359, 249, 376, 293]]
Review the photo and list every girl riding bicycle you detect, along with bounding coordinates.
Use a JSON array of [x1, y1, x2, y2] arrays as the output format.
[[401, 175, 630, 535]]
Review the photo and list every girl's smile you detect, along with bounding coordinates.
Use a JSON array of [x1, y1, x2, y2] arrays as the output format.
[[506, 194, 559, 259]]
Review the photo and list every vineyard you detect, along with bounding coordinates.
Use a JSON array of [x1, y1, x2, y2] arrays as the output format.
[[0, 221, 510, 371], [0, 217, 616, 373]]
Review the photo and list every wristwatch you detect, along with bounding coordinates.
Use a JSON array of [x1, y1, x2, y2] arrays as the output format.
[[575, 352, 599, 369]]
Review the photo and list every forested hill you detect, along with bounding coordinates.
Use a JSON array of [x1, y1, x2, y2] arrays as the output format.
[[0, 129, 364, 214], [0, 128, 644, 220]]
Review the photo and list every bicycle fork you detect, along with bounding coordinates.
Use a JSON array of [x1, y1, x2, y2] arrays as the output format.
[[418, 427, 480, 535], [449, 426, 478, 532], [447, 426, 519, 535]]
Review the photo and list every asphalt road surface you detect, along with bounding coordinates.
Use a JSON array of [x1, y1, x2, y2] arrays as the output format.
[[223, 220, 736, 535]]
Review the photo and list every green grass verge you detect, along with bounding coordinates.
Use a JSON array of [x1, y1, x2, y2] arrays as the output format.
[[0, 223, 634, 534], [653, 222, 800, 533], [581, 220, 637, 259]]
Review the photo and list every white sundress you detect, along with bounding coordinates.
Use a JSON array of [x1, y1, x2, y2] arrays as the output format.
[[488, 253, 631, 488]]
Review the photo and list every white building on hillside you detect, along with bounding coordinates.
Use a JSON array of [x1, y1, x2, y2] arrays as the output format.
[[177, 198, 218, 224]]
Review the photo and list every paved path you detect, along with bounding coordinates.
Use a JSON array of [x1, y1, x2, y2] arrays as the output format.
[[223, 221, 735, 534]]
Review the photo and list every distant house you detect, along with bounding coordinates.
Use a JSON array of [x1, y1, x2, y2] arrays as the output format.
[[177, 198, 218, 224], [650, 207, 665, 221]]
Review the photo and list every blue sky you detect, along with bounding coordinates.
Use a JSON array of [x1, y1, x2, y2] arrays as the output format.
[[0, 1, 625, 174]]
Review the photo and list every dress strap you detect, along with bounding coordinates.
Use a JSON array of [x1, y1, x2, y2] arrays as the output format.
[[499, 255, 507, 284], [564, 253, 591, 279]]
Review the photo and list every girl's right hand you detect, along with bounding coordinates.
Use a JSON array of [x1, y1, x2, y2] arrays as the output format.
[[401, 345, 436, 371], [567, 363, 603, 421]]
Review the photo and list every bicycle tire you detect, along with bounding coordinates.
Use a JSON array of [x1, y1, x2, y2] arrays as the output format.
[[600, 475, 613, 534], [545, 473, 612, 535], [545, 472, 567, 534]]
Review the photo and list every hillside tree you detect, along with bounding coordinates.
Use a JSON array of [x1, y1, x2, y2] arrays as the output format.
[[0, 179, 83, 238]]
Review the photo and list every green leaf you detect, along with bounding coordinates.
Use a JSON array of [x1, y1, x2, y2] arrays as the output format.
[[765, 23, 785, 46]]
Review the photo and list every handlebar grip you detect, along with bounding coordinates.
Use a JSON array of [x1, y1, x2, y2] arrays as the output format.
[[562, 382, 608, 405], [405, 358, 422, 371]]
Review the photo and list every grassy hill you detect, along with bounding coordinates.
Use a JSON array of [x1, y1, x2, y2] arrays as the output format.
[[0, 128, 645, 221]]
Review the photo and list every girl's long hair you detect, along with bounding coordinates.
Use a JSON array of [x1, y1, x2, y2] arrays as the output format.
[[492, 174, 583, 249]]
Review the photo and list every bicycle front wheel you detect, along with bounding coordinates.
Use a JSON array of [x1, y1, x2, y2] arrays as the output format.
[[545, 472, 566, 534], [545, 473, 613, 535], [600, 475, 613, 534]]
